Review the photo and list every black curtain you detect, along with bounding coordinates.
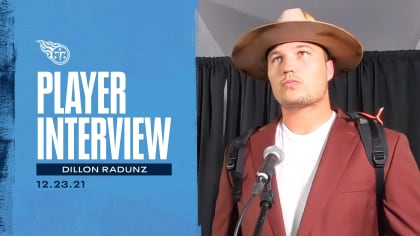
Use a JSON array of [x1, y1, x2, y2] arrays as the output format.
[[196, 58, 228, 236], [196, 50, 420, 236]]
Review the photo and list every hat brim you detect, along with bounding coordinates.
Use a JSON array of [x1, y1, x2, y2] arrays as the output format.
[[231, 21, 363, 80]]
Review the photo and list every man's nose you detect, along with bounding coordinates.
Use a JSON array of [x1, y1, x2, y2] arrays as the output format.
[[282, 57, 295, 74]]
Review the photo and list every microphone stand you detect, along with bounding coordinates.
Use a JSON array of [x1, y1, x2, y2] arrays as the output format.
[[253, 182, 274, 236]]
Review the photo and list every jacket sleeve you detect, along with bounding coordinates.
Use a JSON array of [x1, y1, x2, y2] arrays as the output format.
[[211, 149, 238, 236], [384, 132, 420, 235]]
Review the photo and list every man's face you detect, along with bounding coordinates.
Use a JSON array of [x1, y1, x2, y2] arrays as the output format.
[[266, 42, 334, 109]]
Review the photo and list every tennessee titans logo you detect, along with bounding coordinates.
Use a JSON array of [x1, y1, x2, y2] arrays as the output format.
[[36, 40, 71, 65]]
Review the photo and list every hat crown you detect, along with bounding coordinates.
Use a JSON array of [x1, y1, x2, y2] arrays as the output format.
[[232, 8, 363, 80], [276, 8, 315, 22]]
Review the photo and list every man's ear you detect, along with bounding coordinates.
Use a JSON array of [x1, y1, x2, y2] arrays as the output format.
[[326, 60, 335, 81]]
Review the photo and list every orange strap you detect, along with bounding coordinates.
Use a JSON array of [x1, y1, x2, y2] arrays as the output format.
[[359, 107, 384, 125]]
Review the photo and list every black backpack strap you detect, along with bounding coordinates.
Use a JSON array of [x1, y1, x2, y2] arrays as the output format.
[[226, 127, 258, 202], [348, 111, 388, 236]]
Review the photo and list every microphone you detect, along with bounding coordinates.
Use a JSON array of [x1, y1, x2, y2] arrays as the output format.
[[233, 146, 284, 236], [252, 145, 284, 195]]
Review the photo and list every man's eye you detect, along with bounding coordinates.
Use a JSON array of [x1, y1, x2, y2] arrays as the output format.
[[273, 56, 282, 63], [299, 51, 309, 56]]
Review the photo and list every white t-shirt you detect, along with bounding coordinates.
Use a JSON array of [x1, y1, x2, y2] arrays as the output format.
[[274, 112, 336, 236]]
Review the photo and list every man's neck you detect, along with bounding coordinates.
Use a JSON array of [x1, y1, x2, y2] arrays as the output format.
[[281, 105, 334, 135]]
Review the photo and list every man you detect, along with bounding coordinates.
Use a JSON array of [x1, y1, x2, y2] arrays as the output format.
[[211, 8, 420, 236]]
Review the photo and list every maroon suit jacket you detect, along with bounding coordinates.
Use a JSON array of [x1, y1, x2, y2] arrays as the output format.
[[212, 110, 420, 236]]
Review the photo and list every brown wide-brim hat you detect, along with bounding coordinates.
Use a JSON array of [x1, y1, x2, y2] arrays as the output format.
[[231, 8, 363, 80]]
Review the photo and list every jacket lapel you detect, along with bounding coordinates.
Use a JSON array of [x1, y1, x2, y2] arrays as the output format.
[[249, 117, 287, 235], [297, 112, 359, 235]]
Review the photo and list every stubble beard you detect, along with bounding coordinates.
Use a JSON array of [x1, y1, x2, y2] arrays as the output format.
[[278, 86, 328, 109], [271, 73, 329, 109]]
